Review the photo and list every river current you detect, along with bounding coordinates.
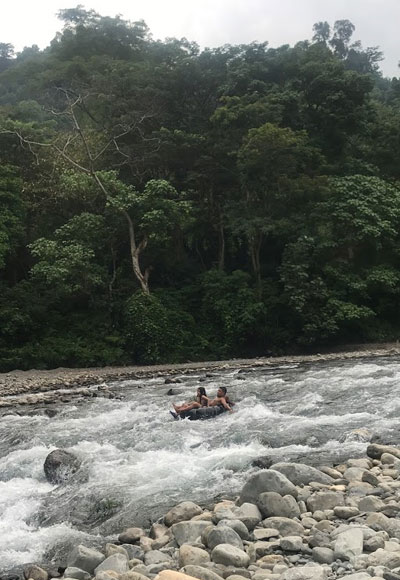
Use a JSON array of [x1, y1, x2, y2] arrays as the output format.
[[1, 356, 400, 572]]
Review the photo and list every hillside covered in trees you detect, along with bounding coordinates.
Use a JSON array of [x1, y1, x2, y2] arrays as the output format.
[[1, 9, 400, 370]]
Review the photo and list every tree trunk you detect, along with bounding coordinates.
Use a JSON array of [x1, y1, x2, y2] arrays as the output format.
[[217, 221, 225, 271], [249, 233, 263, 297]]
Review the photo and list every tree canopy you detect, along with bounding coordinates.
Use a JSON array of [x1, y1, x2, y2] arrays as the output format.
[[0, 11, 399, 370]]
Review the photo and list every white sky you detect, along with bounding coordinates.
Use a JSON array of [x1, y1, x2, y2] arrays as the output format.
[[2, 0, 399, 77]]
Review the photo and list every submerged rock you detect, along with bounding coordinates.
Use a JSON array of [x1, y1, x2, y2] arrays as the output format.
[[43, 449, 81, 484]]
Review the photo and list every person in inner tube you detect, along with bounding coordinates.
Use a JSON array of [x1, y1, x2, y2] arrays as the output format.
[[208, 386, 234, 413]]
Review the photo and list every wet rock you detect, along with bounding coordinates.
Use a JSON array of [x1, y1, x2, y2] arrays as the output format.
[[238, 471, 298, 505], [211, 544, 250, 568], [271, 463, 334, 486], [165, 378, 182, 384], [67, 545, 105, 574], [43, 448, 81, 484], [306, 491, 344, 513], [165, 502, 203, 526], [257, 492, 300, 519]]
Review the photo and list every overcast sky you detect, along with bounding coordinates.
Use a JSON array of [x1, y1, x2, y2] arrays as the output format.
[[2, 0, 399, 77]]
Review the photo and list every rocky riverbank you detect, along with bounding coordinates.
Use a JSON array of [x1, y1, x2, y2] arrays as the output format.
[[18, 442, 400, 580], [1, 343, 400, 404]]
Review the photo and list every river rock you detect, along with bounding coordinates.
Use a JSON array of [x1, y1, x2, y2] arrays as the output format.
[[95, 572, 120, 580], [172, 521, 211, 546], [368, 549, 400, 569], [43, 448, 81, 484], [105, 544, 129, 559], [311, 548, 334, 564], [358, 496, 385, 512], [367, 513, 400, 539], [333, 506, 360, 519], [180, 565, 224, 580], [158, 571, 213, 580], [207, 526, 243, 550], [23, 565, 48, 580], [364, 534, 386, 552], [367, 445, 400, 460], [211, 544, 250, 568], [121, 544, 145, 560], [217, 519, 249, 540], [238, 471, 298, 505], [232, 503, 262, 531], [118, 528, 146, 544], [94, 554, 129, 575], [262, 517, 305, 537], [63, 567, 91, 580], [271, 463, 334, 486], [306, 491, 344, 513], [257, 492, 300, 519], [144, 550, 172, 566], [165, 502, 203, 526], [120, 572, 150, 580], [179, 545, 210, 567], [68, 545, 106, 574], [280, 536, 304, 552], [280, 564, 328, 580], [334, 528, 364, 561]]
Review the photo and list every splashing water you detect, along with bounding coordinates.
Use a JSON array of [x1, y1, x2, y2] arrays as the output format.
[[1, 356, 400, 571]]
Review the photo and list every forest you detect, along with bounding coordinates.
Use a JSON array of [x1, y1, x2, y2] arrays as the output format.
[[1, 8, 400, 370]]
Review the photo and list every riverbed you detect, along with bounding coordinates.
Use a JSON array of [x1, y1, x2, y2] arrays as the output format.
[[1, 354, 400, 572]]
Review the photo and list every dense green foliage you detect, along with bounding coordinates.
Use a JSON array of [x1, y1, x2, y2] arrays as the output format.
[[1, 10, 400, 370]]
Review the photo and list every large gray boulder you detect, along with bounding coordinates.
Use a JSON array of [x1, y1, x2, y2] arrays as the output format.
[[271, 463, 334, 486], [165, 501, 203, 526], [207, 526, 243, 550], [257, 492, 300, 519], [44, 448, 81, 484], [67, 545, 105, 574], [172, 520, 211, 546], [144, 550, 172, 566], [23, 565, 48, 580], [211, 544, 250, 567], [238, 470, 297, 505]]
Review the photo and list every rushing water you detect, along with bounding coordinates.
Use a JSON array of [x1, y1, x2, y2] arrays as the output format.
[[1, 356, 400, 572]]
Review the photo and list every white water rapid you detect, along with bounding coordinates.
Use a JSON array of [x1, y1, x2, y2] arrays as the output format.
[[1, 356, 400, 573]]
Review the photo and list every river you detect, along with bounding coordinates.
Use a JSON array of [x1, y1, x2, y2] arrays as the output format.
[[1, 356, 400, 573]]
